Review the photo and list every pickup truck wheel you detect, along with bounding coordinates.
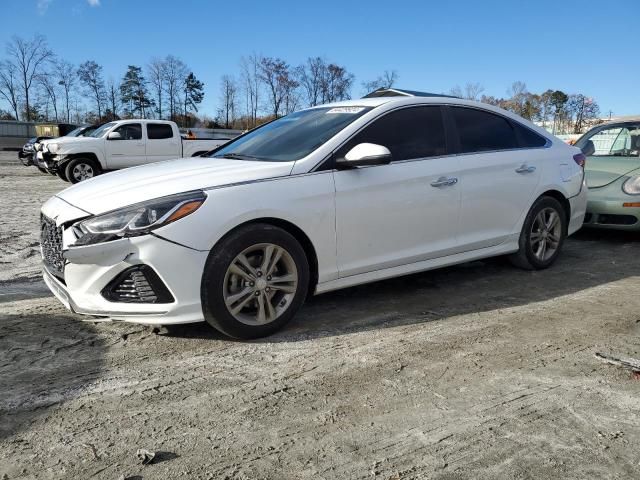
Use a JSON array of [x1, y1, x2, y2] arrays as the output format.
[[65, 158, 101, 184], [57, 169, 69, 181], [201, 224, 310, 339]]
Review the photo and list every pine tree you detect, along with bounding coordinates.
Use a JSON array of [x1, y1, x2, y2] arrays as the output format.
[[120, 65, 153, 118]]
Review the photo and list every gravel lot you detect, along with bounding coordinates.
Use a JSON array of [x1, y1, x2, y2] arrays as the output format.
[[1, 151, 639, 479]]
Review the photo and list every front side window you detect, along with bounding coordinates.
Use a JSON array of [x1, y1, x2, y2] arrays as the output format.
[[452, 107, 517, 153], [210, 106, 372, 162], [336, 106, 447, 162], [112, 123, 142, 140], [90, 122, 116, 138], [581, 126, 640, 157], [147, 123, 173, 140]]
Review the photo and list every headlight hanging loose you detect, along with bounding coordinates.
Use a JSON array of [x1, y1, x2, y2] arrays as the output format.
[[622, 176, 640, 195], [73, 191, 206, 246]]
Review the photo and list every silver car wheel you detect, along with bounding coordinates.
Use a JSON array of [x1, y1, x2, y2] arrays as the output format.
[[72, 163, 94, 181], [223, 243, 298, 326], [530, 207, 562, 261]]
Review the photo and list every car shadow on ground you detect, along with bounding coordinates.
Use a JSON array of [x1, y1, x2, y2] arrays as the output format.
[[166, 228, 639, 342], [0, 312, 106, 441]]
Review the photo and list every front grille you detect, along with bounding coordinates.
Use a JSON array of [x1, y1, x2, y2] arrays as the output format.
[[41, 214, 65, 278], [101, 265, 174, 304]]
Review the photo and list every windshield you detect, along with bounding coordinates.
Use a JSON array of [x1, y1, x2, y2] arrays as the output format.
[[90, 122, 116, 138], [210, 106, 372, 162], [65, 127, 84, 137]]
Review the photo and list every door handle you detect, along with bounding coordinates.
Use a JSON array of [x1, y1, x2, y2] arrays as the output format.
[[515, 164, 536, 174], [430, 176, 458, 187]]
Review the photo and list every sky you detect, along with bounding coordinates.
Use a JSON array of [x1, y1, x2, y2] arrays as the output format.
[[0, 0, 638, 117]]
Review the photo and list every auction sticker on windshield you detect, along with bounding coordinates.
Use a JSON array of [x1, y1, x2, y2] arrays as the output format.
[[326, 107, 366, 114]]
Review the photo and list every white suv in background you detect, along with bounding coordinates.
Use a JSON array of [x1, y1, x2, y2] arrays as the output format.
[[40, 90, 587, 338]]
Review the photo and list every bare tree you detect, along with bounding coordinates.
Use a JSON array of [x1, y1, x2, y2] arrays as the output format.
[[361, 70, 398, 94], [219, 74, 237, 128], [259, 57, 298, 117], [106, 77, 119, 120], [147, 58, 164, 119], [464, 82, 485, 101], [5, 35, 53, 121], [449, 85, 464, 98], [297, 56, 325, 107], [161, 55, 187, 121], [0, 60, 21, 120], [37, 71, 59, 121], [239, 53, 261, 128], [77, 60, 106, 119], [507, 81, 528, 116], [54, 59, 75, 123]]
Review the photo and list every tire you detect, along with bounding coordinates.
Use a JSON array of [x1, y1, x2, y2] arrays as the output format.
[[508, 196, 567, 270], [57, 168, 69, 182], [201, 223, 310, 339], [65, 158, 101, 184]]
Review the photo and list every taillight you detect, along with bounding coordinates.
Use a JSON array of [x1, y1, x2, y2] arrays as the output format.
[[573, 153, 586, 168]]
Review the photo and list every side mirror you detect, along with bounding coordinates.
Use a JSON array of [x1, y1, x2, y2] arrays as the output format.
[[107, 131, 122, 140], [582, 140, 595, 157], [336, 143, 392, 168]]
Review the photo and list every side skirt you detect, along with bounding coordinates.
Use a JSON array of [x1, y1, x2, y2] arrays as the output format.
[[314, 237, 519, 295]]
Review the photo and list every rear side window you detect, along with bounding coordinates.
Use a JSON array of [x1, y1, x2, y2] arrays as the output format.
[[451, 107, 517, 153], [513, 122, 547, 148], [337, 106, 446, 162], [147, 123, 174, 140]]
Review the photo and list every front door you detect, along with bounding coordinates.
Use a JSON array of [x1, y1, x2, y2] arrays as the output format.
[[333, 105, 461, 278], [104, 122, 145, 168]]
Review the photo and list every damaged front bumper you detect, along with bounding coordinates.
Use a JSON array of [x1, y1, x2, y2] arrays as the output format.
[[40, 197, 209, 325]]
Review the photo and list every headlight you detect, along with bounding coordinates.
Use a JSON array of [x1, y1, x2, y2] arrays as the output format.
[[73, 191, 207, 246], [622, 176, 640, 195], [48, 143, 59, 153]]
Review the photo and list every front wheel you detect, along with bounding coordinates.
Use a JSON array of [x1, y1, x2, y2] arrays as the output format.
[[65, 158, 101, 184], [509, 196, 567, 270], [201, 224, 310, 339]]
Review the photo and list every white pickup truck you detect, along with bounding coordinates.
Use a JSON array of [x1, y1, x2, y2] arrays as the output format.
[[39, 119, 230, 183]]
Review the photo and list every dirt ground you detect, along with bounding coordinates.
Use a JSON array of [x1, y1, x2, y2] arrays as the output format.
[[1, 151, 639, 480]]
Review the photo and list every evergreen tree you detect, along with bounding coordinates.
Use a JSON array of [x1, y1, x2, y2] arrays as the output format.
[[120, 65, 153, 118]]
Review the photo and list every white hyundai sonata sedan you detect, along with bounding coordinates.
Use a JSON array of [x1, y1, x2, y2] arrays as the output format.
[[41, 91, 587, 338]]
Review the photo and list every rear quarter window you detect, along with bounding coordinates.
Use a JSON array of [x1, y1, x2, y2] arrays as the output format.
[[512, 122, 548, 148]]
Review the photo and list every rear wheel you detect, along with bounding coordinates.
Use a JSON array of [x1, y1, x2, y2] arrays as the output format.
[[509, 196, 567, 270], [65, 158, 101, 184], [201, 224, 310, 339]]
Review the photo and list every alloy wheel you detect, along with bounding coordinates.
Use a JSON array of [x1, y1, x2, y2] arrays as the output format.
[[223, 243, 298, 326], [530, 207, 562, 261], [72, 163, 94, 181]]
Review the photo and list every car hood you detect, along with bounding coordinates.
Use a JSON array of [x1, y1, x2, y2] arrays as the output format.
[[585, 157, 640, 188], [55, 157, 294, 215]]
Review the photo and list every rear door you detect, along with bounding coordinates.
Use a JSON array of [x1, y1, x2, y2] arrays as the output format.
[[104, 122, 145, 168], [145, 123, 181, 162], [449, 106, 543, 250], [333, 105, 461, 277]]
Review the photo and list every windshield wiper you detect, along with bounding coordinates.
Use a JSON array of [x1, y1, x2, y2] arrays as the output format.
[[216, 153, 263, 160]]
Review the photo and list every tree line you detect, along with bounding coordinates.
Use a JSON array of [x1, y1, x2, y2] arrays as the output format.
[[0, 35, 205, 127], [450, 81, 601, 134], [0, 35, 603, 134]]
